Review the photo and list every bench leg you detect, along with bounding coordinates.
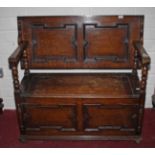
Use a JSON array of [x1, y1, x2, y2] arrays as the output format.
[[0, 98, 4, 114], [135, 137, 142, 144], [19, 135, 27, 143], [152, 94, 155, 108]]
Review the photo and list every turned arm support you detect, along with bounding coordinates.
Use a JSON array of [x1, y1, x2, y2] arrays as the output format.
[[9, 41, 28, 69], [133, 41, 150, 66], [133, 41, 151, 94], [8, 41, 28, 93]]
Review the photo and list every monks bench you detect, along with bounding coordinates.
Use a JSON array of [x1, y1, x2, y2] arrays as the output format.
[[8, 16, 150, 143]]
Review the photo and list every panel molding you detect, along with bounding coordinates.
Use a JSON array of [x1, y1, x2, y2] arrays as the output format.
[[83, 104, 138, 132], [31, 23, 78, 63], [21, 104, 77, 132], [83, 23, 130, 63]]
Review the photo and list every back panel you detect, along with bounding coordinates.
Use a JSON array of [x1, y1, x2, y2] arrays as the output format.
[[18, 16, 144, 69]]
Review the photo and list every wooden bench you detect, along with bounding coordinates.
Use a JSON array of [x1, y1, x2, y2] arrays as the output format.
[[9, 16, 150, 142]]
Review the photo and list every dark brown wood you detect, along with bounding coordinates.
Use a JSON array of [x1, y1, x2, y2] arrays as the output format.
[[18, 16, 143, 69], [21, 73, 140, 98], [133, 41, 150, 66], [8, 41, 28, 69], [8, 16, 150, 142]]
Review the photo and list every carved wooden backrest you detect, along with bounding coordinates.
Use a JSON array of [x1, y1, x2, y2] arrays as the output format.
[[18, 16, 144, 69]]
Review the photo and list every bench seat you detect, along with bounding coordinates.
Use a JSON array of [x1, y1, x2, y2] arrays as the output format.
[[21, 73, 140, 98]]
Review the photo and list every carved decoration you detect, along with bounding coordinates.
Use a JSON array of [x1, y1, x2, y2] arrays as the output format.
[[31, 24, 78, 63], [140, 65, 148, 94], [132, 49, 139, 91], [23, 50, 29, 76], [136, 65, 149, 133], [83, 23, 130, 62], [12, 66, 20, 93]]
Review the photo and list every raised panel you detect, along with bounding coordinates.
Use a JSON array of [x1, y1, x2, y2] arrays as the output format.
[[83, 24, 129, 62], [31, 24, 78, 63], [22, 104, 77, 132], [83, 104, 138, 134], [18, 16, 143, 69]]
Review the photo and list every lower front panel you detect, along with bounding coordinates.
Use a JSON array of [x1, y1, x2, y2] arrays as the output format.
[[19, 100, 140, 141], [21, 103, 77, 134], [83, 104, 139, 136]]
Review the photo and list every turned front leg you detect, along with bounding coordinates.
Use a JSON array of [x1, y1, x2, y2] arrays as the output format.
[[12, 66, 20, 93], [137, 65, 149, 134], [140, 65, 148, 94]]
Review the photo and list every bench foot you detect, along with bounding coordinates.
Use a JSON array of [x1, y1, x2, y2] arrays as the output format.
[[135, 137, 142, 144], [19, 136, 27, 143], [0, 98, 4, 114], [152, 94, 155, 108]]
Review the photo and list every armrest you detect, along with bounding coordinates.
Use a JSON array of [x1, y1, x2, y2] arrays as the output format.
[[133, 41, 150, 66], [8, 41, 28, 68]]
